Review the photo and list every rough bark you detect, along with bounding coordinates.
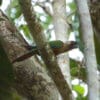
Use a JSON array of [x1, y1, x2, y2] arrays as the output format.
[[18, 0, 72, 99], [0, 10, 58, 100], [88, 0, 100, 42], [52, 0, 74, 100], [87, 0, 100, 65], [75, 0, 99, 100]]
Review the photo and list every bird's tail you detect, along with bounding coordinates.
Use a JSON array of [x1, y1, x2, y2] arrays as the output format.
[[12, 48, 38, 63]]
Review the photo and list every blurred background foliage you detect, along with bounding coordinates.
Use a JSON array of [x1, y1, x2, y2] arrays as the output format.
[[1, 0, 99, 100]]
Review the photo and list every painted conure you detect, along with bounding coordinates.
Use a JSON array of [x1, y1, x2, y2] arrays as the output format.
[[12, 40, 77, 63]]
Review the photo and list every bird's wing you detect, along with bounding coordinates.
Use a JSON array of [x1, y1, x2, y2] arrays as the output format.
[[49, 40, 63, 49]]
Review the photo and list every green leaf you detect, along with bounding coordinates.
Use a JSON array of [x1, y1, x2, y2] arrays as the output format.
[[14, 6, 21, 19], [70, 58, 78, 68], [6, 0, 22, 19], [70, 59, 78, 77], [68, 2, 77, 11], [70, 59, 86, 81], [73, 85, 85, 95], [71, 67, 78, 76], [19, 24, 33, 41]]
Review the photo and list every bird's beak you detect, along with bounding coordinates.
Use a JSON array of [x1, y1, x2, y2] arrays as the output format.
[[71, 41, 78, 48], [66, 41, 78, 50]]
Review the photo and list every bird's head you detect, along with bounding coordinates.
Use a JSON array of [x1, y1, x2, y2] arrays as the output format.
[[64, 41, 78, 51]]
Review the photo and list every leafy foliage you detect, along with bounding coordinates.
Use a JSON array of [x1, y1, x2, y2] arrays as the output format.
[[73, 85, 85, 95], [70, 59, 86, 81], [6, 0, 21, 20]]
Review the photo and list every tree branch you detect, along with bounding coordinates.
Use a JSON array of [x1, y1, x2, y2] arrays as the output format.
[[18, 0, 72, 99], [75, 0, 99, 100], [35, 1, 52, 16], [52, 0, 74, 99]]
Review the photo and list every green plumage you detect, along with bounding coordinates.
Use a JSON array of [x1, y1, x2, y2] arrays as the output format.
[[49, 40, 63, 49]]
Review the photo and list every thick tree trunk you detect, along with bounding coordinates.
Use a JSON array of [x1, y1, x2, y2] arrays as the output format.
[[0, 10, 59, 100]]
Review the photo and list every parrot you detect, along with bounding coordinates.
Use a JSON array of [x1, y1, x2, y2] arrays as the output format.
[[12, 40, 77, 63]]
